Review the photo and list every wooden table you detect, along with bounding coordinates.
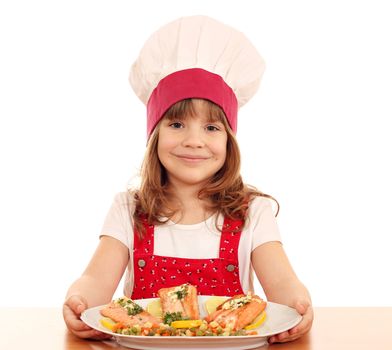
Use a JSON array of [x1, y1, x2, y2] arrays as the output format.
[[1, 307, 391, 349]]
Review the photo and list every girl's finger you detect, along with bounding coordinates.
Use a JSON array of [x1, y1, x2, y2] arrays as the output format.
[[72, 329, 104, 339], [90, 331, 113, 340], [63, 303, 91, 332], [295, 301, 310, 315], [76, 330, 96, 339], [65, 295, 88, 314], [269, 306, 314, 344], [300, 306, 314, 329], [272, 302, 312, 340], [270, 331, 301, 344], [289, 318, 307, 335], [293, 303, 313, 327], [91, 332, 113, 340], [288, 315, 312, 338], [288, 326, 299, 336], [68, 318, 93, 332], [275, 330, 290, 342]]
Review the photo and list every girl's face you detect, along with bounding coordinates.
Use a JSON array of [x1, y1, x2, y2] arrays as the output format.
[[157, 99, 228, 191]]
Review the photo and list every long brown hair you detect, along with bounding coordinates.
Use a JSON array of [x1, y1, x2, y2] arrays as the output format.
[[130, 98, 279, 237]]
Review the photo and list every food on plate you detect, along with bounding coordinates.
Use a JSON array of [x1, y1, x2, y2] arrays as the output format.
[[100, 317, 117, 331], [204, 294, 267, 330], [204, 296, 229, 314], [146, 298, 163, 318], [170, 319, 203, 329], [204, 293, 267, 331], [244, 310, 267, 330], [100, 296, 161, 330], [158, 283, 200, 320], [99, 285, 267, 336]]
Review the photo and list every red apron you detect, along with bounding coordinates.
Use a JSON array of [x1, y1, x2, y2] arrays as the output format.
[[131, 216, 245, 299]]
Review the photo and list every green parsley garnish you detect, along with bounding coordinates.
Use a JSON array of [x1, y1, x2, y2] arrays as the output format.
[[116, 297, 143, 316], [126, 303, 143, 316], [163, 312, 188, 325], [175, 288, 188, 300]]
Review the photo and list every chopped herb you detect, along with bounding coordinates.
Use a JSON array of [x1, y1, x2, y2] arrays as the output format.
[[222, 294, 252, 310], [168, 284, 188, 300], [175, 288, 188, 300], [115, 297, 143, 316], [163, 312, 188, 325], [126, 303, 143, 316]]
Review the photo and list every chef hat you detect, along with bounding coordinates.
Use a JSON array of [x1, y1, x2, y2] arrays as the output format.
[[129, 15, 265, 138]]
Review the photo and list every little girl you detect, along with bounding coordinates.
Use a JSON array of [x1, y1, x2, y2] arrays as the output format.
[[63, 15, 313, 344]]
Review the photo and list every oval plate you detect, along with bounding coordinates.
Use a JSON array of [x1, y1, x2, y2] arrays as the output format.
[[81, 296, 302, 350]]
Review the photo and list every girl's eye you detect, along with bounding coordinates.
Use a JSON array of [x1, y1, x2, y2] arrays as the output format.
[[169, 122, 183, 129], [206, 125, 220, 131]]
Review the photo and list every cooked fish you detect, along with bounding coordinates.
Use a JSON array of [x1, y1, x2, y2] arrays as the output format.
[[100, 297, 161, 327], [204, 293, 266, 330], [158, 284, 199, 320]]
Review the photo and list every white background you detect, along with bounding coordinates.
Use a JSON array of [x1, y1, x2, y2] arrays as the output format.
[[1, 0, 391, 307]]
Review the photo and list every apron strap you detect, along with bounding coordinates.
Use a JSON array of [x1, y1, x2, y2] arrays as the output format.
[[218, 216, 243, 260], [133, 215, 155, 255]]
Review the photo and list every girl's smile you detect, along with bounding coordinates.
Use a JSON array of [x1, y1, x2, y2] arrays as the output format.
[[173, 153, 211, 163]]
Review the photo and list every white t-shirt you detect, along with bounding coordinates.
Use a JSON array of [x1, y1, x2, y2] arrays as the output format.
[[100, 192, 281, 296]]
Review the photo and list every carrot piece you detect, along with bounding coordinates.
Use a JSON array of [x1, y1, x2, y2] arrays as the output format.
[[112, 322, 124, 332]]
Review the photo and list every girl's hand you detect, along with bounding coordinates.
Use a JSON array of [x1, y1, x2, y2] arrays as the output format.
[[63, 294, 112, 340], [268, 301, 313, 344]]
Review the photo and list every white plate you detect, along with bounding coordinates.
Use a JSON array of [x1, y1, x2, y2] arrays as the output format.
[[81, 296, 302, 350]]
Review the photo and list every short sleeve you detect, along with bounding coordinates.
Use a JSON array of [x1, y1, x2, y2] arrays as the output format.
[[99, 192, 135, 249], [249, 196, 282, 251]]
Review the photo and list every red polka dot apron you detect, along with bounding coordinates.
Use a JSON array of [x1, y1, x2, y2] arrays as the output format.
[[131, 216, 245, 299]]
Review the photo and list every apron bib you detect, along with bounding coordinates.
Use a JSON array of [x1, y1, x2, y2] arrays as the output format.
[[131, 216, 245, 299]]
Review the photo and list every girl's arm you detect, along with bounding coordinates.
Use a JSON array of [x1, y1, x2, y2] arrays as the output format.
[[251, 241, 313, 344], [63, 235, 129, 339]]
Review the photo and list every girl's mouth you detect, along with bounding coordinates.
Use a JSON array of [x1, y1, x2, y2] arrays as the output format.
[[175, 154, 210, 162]]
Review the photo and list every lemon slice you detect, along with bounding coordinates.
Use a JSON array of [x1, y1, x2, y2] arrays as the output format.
[[204, 296, 228, 314], [100, 317, 117, 331], [171, 320, 203, 328], [244, 311, 267, 330], [146, 299, 162, 318]]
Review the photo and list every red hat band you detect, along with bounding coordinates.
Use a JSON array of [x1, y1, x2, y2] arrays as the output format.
[[146, 68, 238, 138]]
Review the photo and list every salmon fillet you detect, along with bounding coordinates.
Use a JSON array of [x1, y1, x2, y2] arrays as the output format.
[[158, 284, 199, 320], [100, 298, 161, 327], [204, 293, 266, 330]]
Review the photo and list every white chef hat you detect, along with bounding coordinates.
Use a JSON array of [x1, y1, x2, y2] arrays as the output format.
[[129, 15, 266, 138]]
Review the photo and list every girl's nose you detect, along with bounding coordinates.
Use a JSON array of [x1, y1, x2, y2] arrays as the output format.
[[181, 128, 205, 148]]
